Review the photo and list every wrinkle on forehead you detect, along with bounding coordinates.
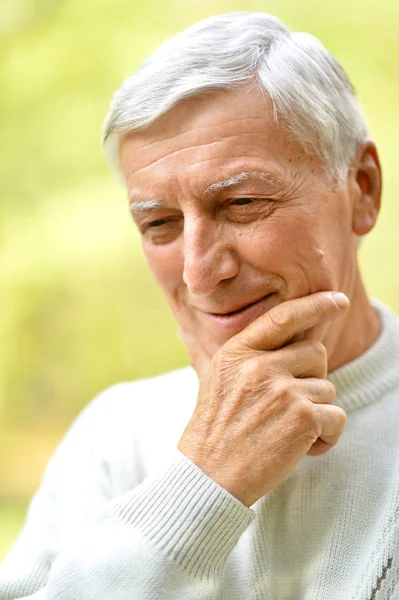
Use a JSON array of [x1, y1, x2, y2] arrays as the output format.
[[119, 86, 326, 202], [122, 131, 277, 177], [126, 116, 273, 152]]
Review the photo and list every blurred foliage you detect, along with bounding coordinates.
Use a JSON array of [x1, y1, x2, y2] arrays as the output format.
[[0, 502, 26, 558], [1, 0, 399, 558]]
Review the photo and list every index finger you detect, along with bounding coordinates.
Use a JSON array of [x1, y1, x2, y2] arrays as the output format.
[[232, 291, 349, 352]]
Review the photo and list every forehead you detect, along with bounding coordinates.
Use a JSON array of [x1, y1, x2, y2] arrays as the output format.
[[118, 86, 324, 194]]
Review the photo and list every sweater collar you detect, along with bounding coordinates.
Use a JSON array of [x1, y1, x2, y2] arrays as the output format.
[[328, 300, 399, 413]]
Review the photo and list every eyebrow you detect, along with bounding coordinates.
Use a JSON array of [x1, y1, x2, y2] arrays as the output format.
[[129, 198, 167, 217], [203, 171, 283, 194], [129, 170, 283, 216]]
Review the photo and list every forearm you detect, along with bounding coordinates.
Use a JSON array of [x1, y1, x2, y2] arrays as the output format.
[[0, 451, 253, 600]]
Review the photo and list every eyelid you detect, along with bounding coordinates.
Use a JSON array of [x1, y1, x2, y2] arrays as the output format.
[[230, 197, 255, 205], [227, 196, 265, 203], [142, 215, 182, 232], [148, 218, 167, 226]]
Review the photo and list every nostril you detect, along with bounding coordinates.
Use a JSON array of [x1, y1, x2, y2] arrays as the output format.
[[183, 243, 240, 295]]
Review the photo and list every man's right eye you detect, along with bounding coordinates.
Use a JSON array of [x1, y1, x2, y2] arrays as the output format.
[[147, 219, 167, 228]]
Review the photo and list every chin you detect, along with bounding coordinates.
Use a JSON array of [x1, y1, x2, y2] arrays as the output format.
[[199, 332, 231, 356]]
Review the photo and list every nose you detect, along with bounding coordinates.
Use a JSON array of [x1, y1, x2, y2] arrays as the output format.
[[182, 215, 239, 295]]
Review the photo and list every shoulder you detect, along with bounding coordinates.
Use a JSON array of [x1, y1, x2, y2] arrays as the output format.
[[83, 365, 198, 428], [44, 366, 199, 488]]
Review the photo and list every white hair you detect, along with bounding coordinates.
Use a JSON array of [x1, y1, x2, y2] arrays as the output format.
[[102, 12, 369, 181]]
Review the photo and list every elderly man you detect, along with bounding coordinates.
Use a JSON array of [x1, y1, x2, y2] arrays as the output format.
[[1, 11, 398, 600]]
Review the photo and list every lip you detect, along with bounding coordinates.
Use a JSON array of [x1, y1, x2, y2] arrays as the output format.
[[196, 293, 278, 337], [210, 295, 271, 316]]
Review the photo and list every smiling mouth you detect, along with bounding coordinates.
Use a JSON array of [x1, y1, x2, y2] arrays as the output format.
[[210, 293, 274, 316]]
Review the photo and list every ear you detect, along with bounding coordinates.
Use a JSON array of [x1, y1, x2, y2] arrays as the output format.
[[349, 139, 382, 236]]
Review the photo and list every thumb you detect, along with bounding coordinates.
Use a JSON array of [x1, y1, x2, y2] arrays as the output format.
[[178, 329, 211, 380]]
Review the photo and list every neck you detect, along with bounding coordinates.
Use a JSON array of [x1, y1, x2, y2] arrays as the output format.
[[325, 270, 381, 372]]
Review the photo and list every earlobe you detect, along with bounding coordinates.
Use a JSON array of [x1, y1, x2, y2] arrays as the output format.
[[351, 139, 382, 237]]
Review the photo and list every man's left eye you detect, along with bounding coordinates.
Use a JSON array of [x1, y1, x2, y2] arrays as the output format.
[[231, 198, 254, 206]]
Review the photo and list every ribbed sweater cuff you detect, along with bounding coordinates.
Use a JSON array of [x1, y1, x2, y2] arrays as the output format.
[[108, 450, 254, 579]]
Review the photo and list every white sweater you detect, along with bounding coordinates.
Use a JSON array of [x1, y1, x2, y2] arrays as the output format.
[[1, 300, 399, 600]]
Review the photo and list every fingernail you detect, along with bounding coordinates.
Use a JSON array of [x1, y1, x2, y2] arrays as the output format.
[[328, 292, 350, 310]]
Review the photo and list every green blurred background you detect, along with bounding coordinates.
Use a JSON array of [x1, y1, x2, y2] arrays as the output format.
[[0, 0, 398, 559]]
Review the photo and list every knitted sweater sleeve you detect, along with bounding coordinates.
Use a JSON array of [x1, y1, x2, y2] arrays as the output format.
[[0, 386, 254, 600]]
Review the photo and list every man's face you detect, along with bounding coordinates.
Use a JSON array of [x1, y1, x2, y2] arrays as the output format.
[[119, 86, 357, 357]]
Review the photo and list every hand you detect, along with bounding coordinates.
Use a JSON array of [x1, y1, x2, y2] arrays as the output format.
[[177, 291, 349, 507]]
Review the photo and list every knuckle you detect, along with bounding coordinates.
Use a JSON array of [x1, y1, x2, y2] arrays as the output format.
[[268, 377, 291, 401], [294, 399, 317, 429], [307, 339, 327, 360], [241, 356, 262, 380], [268, 378, 302, 414], [313, 295, 332, 316], [267, 306, 295, 333], [324, 380, 337, 401]]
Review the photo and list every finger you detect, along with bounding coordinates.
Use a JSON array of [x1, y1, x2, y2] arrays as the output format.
[[178, 329, 211, 380], [268, 340, 328, 379], [300, 378, 336, 405], [234, 291, 349, 352], [312, 403, 346, 445], [306, 438, 337, 457]]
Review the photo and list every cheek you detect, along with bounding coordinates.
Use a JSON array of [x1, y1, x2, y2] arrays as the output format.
[[143, 241, 183, 294], [239, 214, 316, 270], [240, 214, 338, 291]]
